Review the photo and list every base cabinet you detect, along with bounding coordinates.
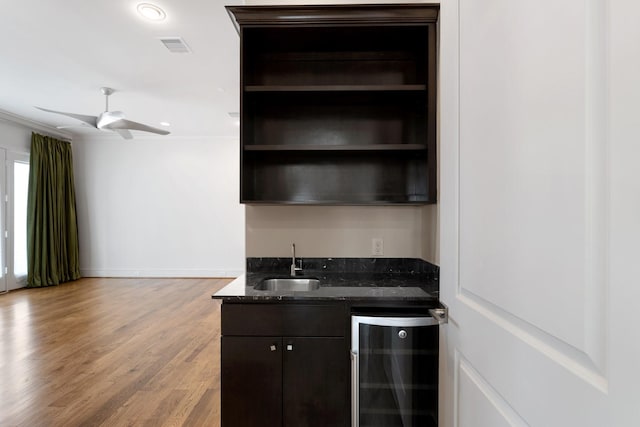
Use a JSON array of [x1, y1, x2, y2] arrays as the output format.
[[219, 301, 439, 426], [221, 336, 283, 426], [283, 337, 347, 426], [220, 303, 349, 427]]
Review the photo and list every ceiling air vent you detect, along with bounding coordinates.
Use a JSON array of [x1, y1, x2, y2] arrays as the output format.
[[159, 37, 191, 53]]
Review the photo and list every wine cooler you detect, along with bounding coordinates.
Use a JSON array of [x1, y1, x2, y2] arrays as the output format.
[[351, 314, 439, 427]]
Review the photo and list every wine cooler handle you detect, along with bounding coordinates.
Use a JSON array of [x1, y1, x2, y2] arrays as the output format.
[[351, 350, 358, 427], [428, 302, 449, 324]]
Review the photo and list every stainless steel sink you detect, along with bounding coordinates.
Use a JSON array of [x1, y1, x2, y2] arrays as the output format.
[[254, 278, 320, 292]]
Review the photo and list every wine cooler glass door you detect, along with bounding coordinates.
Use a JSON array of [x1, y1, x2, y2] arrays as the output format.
[[351, 315, 439, 427]]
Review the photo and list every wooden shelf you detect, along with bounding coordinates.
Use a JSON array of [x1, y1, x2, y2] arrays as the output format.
[[245, 84, 427, 92], [255, 50, 420, 62], [244, 144, 428, 152], [241, 150, 429, 205], [230, 4, 438, 205], [239, 200, 430, 206]]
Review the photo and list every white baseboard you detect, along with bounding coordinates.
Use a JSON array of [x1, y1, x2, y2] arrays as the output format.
[[79, 268, 244, 278]]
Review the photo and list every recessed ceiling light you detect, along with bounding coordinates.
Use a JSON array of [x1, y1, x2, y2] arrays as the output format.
[[137, 3, 166, 21], [160, 122, 170, 127]]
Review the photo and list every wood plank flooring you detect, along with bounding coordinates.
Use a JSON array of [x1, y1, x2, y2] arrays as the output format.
[[0, 277, 230, 427]]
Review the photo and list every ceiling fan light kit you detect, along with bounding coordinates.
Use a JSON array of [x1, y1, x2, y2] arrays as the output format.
[[36, 87, 170, 140]]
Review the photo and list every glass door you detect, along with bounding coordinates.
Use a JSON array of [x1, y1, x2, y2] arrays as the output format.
[[7, 152, 29, 290], [0, 148, 6, 293], [351, 315, 439, 427]]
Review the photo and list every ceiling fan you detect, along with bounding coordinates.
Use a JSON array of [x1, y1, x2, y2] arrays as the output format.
[[36, 87, 170, 140]]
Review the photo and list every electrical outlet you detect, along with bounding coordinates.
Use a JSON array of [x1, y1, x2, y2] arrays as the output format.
[[372, 238, 384, 256]]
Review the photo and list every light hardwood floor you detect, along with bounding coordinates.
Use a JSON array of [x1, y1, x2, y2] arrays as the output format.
[[0, 277, 230, 427]]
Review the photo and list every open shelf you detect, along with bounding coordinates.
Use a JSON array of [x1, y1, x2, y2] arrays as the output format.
[[244, 90, 428, 147], [243, 26, 430, 87], [231, 5, 438, 205], [245, 84, 427, 92], [241, 150, 430, 205], [244, 144, 428, 152]]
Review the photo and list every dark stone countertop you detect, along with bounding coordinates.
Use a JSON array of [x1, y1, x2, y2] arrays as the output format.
[[212, 258, 439, 302]]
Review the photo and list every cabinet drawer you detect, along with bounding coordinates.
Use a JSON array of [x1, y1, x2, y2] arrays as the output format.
[[222, 303, 347, 337]]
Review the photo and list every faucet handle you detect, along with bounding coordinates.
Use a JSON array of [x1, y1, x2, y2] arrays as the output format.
[[291, 242, 302, 276]]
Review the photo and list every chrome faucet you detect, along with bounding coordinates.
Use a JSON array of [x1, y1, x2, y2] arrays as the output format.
[[290, 243, 303, 276]]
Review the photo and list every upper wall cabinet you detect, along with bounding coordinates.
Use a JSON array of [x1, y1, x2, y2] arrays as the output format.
[[227, 5, 439, 205]]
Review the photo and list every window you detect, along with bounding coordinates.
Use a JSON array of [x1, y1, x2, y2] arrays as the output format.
[[13, 160, 29, 279], [1, 150, 30, 292]]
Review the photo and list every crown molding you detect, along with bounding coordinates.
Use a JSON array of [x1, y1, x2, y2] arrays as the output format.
[[0, 109, 72, 141], [73, 133, 239, 142]]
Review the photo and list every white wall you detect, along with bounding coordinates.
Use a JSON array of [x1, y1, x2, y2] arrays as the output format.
[[0, 113, 61, 153], [246, 205, 438, 263], [73, 135, 245, 278], [422, 204, 439, 264]]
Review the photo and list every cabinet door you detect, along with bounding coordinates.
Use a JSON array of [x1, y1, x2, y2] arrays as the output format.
[[283, 337, 348, 427], [221, 336, 282, 427]]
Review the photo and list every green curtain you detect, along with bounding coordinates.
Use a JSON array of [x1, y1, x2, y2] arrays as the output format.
[[26, 133, 80, 287]]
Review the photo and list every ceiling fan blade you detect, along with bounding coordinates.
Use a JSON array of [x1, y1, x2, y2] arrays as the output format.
[[35, 106, 98, 128], [113, 129, 133, 140], [103, 119, 170, 136], [56, 124, 90, 129]]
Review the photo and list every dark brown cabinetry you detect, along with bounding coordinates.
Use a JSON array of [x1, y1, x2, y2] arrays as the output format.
[[222, 336, 283, 425], [221, 303, 349, 427], [227, 5, 439, 205]]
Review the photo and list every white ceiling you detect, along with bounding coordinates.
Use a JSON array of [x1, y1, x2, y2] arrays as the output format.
[[0, 0, 243, 139]]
